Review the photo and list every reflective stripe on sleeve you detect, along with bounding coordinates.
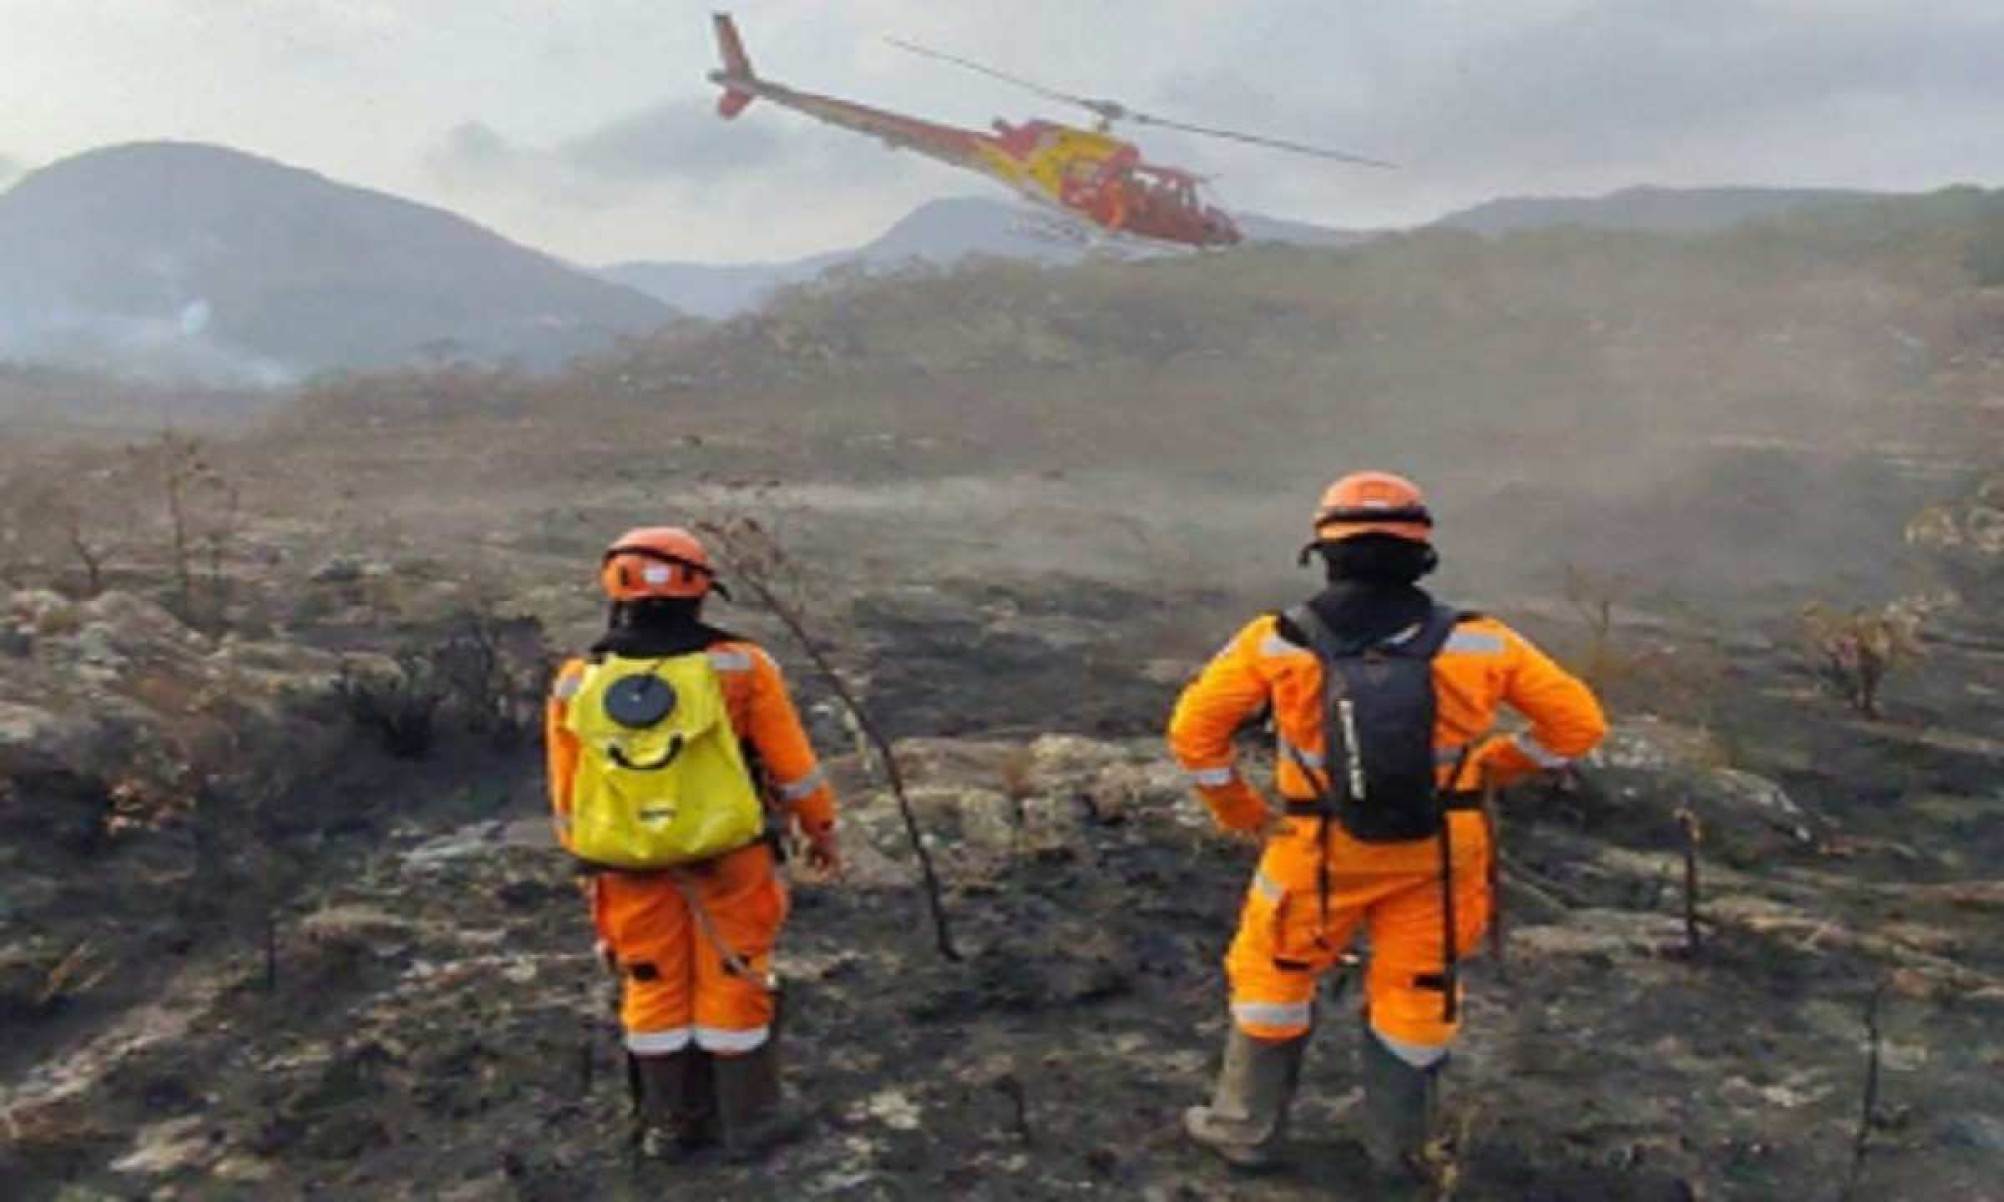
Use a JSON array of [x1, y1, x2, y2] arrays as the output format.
[[708, 648, 754, 672], [694, 1025, 770, 1053], [1184, 765, 1237, 788], [1514, 733, 1571, 768], [775, 766, 826, 802], [1232, 1000, 1313, 1030], [1252, 872, 1284, 903], [552, 673, 583, 701], [625, 1027, 693, 1054], [1443, 629, 1506, 656]]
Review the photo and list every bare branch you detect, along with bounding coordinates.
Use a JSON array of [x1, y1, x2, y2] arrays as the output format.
[[697, 514, 962, 961], [1841, 981, 1890, 1201], [1675, 807, 1704, 958]]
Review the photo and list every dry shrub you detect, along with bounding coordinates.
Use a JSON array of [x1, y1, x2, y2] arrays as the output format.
[[1561, 564, 1628, 693], [997, 745, 1037, 803], [336, 648, 448, 760], [696, 507, 961, 960], [126, 432, 241, 629], [336, 608, 548, 759], [1556, 565, 1730, 730], [0, 456, 128, 597], [997, 743, 1038, 838], [431, 609, 550, 745], [1799, 600, 1930, 718]]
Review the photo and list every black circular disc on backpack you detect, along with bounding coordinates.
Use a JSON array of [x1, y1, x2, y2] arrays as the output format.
[[603, 674, 676, 729]]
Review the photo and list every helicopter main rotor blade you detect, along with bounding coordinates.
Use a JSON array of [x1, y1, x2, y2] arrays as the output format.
[[1126, 111, 1396, 168], [885, 34, 1393, 167], [884, 37, 1125, 121]]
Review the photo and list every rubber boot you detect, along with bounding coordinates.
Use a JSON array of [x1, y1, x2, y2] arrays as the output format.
[[635, 1050, 716, 1161], [711, 1036, 808, 1162], [1182, 1027, 1308, 1169], [1359, 1027, 1443, 1183]]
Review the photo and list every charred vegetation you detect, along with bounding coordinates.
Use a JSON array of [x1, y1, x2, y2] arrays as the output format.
[[2, 194, 2002, 1198]]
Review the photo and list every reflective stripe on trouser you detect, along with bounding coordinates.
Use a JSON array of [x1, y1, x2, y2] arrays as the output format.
[[1224, 813, 1492, 1049], [595, 841, 788, 1054]]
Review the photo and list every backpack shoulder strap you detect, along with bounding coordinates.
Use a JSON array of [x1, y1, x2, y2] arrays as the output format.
[[1283, 602, 1480, 660], [1282, 602, 1354, 660], [1400, 604, 1467, 660]]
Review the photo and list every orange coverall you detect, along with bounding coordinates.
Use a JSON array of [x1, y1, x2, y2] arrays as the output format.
[[1169, 613, 1606, 1058], [546, 639, 836, 1055]]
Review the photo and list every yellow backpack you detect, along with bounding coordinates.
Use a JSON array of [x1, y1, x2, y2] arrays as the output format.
[[561, 651, 765, 870]]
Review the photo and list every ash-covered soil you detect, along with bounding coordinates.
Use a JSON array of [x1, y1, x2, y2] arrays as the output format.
[[4, 585, 2002, 1201]]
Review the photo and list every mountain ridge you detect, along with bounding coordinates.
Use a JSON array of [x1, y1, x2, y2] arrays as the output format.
[[0, 141, 672, 382], [1432, 183, 1895, 235]]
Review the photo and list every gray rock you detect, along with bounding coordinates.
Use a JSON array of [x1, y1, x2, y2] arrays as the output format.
[[1938, 1113, 2004, 1152], [1587, 719, 1826, 862], [0, 701, 104, 777], [79, 591, 200, 649], [309, 556, 366, 585]]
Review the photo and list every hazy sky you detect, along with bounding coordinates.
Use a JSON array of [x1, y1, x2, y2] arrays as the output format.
[[4, 1, 2001, 265]]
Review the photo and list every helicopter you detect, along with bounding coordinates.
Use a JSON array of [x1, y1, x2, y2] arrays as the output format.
[[707, 13, 1392, 249]]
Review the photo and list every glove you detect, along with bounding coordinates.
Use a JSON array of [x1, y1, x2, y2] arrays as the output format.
[[796, 818, 844, 880]]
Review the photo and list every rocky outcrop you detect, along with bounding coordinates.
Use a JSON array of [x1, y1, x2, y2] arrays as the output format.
[[1583, 718, 1828, 863], [830, 734, 1194, 887], [0, 590, 350, 806]]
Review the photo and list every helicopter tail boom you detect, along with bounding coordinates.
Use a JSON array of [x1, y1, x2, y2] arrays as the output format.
[[712, 13, 756, 118]]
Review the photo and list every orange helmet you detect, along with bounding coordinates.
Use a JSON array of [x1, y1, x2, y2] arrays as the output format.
[[599, 526, 720, 601], [1312, 471, 1433, 545]]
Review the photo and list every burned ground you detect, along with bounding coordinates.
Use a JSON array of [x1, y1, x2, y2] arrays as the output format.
[[4, 209, 2003, 1198], [2, 572, 2001, 1201]]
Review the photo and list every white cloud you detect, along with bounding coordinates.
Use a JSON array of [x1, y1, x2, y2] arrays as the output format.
[[2, 1, 2001, 260]]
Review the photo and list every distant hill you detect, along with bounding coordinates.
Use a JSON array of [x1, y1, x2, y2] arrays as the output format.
[[1237, 212, 1375, 247], [0, 142, 673, 382], [602, 195, 1369, 318], [1433, 184, 1893, 236]]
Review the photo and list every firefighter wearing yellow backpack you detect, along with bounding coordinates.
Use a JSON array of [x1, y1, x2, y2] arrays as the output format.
[[546, 526, 841, 1162], [1169, 472, 1607, 1182]]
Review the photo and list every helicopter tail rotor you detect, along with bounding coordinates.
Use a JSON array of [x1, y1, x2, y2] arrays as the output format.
[[712, 13, 758, 118]]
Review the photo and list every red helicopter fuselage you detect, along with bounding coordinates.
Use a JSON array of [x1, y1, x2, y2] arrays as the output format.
[[708, 15, 1241, 248]]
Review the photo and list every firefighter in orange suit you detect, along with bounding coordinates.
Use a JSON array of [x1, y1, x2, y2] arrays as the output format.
[[546, 526, 840, 1161], [1169, 473, 1606, 1178]]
